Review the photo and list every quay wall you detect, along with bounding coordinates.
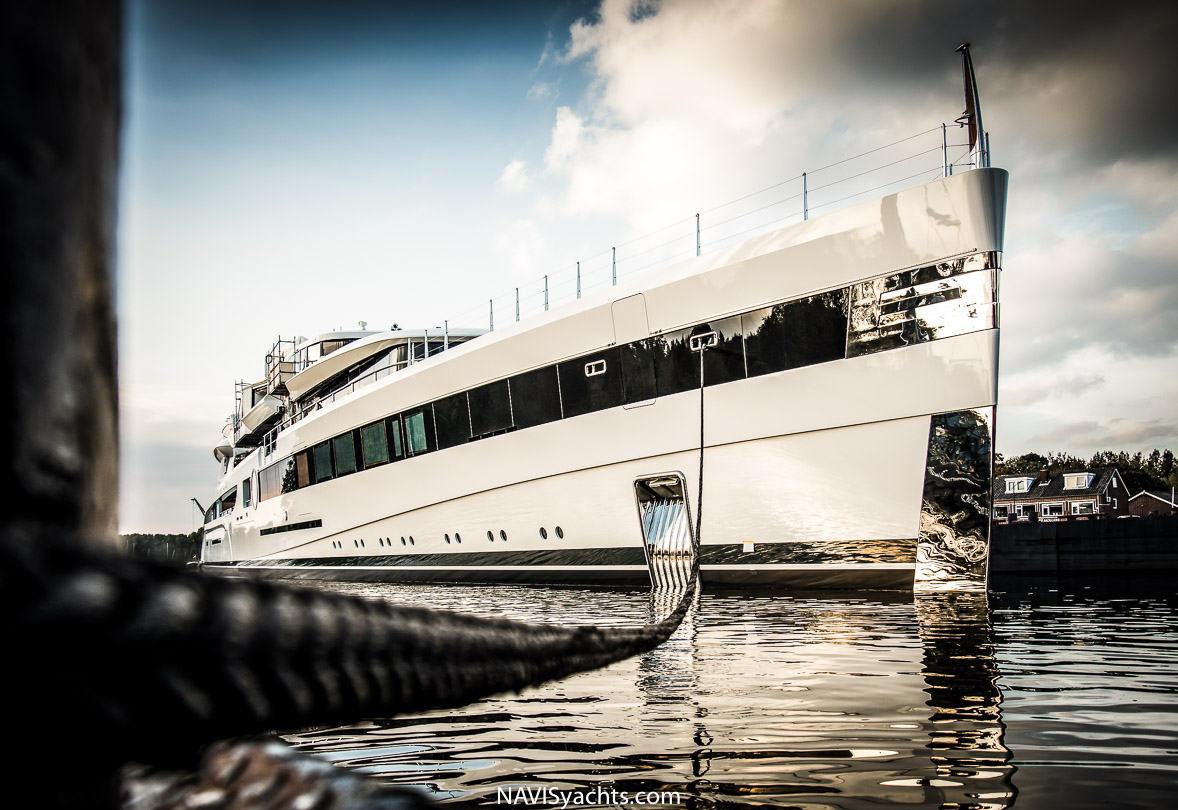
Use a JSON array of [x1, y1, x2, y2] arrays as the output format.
[[990, 516, 1178, 573]]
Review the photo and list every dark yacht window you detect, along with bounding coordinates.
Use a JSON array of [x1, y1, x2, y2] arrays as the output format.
[[320, 338, 355, 357], [404, 408, 434, 455], [653, 315, 745, 396], [294, 451, 310, 488], [701, 316, 746, 386], [218, 486, 237, 515], [387, 416, 405, 459], [618, 339, 657, 403], [469, 379, 512, 437], [510, 365, 563, 429], [743, 289, 849, 377], [361, 421, 389, 467], [434, 392, 471, 450], [313, 441, 333, 482], [334, 431, 358, 475], [260, 456, 295, 501], [242, 476, 252, 508], [559, 347, 624, 418]]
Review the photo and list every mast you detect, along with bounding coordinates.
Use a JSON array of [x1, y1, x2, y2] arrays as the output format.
[[955, 43, 988, 169]]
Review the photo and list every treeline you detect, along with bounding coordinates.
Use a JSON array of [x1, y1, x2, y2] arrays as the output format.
[[122, 531, 200, 564], [996, 449, 1177, 494]]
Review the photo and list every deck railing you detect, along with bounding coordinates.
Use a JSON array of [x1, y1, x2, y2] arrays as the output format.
[[447, 123, 984, 333]]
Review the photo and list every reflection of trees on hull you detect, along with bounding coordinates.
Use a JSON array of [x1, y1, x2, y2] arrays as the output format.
[[917, 409, 993, 590]]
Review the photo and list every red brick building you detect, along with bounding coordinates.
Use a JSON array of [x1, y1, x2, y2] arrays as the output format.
[[1128, 490, 1177, 518], [992, 467, 1130, 523]]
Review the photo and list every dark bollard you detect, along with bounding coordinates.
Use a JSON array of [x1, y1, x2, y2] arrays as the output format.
[[1, 1, 122, 548], [0, 5, 691, 808]]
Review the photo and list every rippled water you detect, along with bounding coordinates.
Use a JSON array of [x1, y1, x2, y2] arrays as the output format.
[[282, 578, 1178, 808]]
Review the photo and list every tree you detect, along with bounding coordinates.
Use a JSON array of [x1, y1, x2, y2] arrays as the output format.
[[1001, 448, 1177, 492]]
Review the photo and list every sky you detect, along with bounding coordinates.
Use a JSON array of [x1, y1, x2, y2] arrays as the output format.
[[118, 0, 1178, 533]]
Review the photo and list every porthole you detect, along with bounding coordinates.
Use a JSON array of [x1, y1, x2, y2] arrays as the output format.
[[445, 533, 451, 544], [455, 533, 462, 543], [555, 526, 564, 539], [539, 527, 548, 540], [500, 530, 507, 541], [401, 536, 406, 546], [487, 531, 494, 541], [409, 536, 415, 546], [360, 539, 365, 548]]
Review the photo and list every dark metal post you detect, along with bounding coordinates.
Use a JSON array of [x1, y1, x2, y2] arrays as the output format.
[[942, 123, 949, 178], [802, 172, 808, 220], [1, 2, 123, 547]]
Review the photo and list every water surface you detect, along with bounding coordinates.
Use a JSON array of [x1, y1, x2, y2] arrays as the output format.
[[283, 583, 1043, 807]]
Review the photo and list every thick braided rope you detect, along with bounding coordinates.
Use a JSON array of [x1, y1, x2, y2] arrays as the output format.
[[1, 527, 693, 772]]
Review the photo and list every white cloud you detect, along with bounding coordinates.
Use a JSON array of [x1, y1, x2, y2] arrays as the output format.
[[499, 158, 530, 192], [526, 81, 556, 101], [543, 106, 587, 170]]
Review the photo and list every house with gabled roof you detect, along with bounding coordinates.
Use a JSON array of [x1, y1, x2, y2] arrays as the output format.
[[992, 467, 1129, 522], [1128, 490, 1177, 518]]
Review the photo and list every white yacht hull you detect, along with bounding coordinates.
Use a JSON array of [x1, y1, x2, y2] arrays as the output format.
[[201, 169, 1007, 591]]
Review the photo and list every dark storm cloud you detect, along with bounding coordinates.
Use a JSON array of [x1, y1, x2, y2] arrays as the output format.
[[769, 0, 1178, 165], [998, 215, 1178, 372]]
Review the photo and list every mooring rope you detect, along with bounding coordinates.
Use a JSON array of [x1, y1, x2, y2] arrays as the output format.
[[694, 337, 706, 579], [1, 525, 694, 777]]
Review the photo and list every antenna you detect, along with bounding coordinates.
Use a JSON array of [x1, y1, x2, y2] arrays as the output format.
[[955, 43, 988, 169]]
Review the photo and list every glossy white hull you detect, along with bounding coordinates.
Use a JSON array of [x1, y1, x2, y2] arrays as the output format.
[[202, 169, 1007, 590]]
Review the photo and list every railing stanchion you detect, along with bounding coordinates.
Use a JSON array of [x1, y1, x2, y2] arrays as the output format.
[[942, 123, 949, 178], [802, 172, 808, 221], [489, 299, 493, 332], [696, 213, 700, 256], [612, 247, 616, 286], [576, 261, 581, 299], [515, 288, 520, 322], [444, 320, 449, 351], [544, 275, 548, 311]]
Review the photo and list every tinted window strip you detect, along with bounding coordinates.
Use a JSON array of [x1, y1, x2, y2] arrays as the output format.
[[260, 519, 324, 536], [267, 254, 987, 496]]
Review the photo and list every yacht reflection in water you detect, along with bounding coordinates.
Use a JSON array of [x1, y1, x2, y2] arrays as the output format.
[[287, 584, 1016, 808]]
